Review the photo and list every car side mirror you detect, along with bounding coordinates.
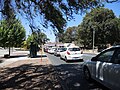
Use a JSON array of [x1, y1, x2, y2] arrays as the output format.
[[91, 57, 97, 61]]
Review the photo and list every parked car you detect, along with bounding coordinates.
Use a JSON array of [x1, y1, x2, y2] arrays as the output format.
[[44, 48, 48, 52], [48, 47, 56, 54], [83, 45, 120, 90], [60, 46, 83, 62], [54, 48, 64, 56]]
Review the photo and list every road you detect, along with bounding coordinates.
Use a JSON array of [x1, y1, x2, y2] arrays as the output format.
[[47, 53, 108, 90], [47, 53, 96, 65]]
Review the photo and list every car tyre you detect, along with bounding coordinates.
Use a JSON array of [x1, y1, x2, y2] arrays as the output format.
[[60, 55, 63, 60], [80, 59, 83, 62], [84, 67, 91, 81]]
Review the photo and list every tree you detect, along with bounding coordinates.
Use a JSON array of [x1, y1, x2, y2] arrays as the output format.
[[63, 26, 77, 43], [0, 19, 26, 56], [26, 31, 49, 49], [0, 0, 117, 33], [33, 31, 50, 45], [77, 7, 120, 47], [77, 24, 91, 48]]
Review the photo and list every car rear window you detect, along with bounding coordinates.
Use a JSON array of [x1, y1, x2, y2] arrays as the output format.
[[58, 48, 61, 50], [62, 48, 67, 51], [68, 48, 80, 51]]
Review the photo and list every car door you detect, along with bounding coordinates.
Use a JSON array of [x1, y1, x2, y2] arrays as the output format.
[[91, 49, 115, 83], [105, 48, 120, 89], [97, 49, 115, 81]]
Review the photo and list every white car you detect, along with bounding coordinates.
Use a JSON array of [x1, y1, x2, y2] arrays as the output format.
[[48, 47, 56, 54], [54, 48, 64, 56], [83, 46, 120, 90], [60, 46, 83, 62]]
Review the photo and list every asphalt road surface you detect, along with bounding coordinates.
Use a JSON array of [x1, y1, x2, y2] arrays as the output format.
[[47, 53, 109, 90]]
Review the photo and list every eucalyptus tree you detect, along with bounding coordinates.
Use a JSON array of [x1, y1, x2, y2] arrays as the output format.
[[63, 26, 77, 43], [77, 7, 120, 47]]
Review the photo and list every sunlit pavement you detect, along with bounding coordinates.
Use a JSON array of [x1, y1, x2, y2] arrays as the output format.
[[0, 50, 47, 67]]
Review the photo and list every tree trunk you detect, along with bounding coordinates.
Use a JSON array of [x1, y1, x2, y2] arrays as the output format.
[[9, 46, 10, 56]]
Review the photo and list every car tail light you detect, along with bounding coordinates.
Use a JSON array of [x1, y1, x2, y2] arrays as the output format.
[[67, 51, 70, 55]]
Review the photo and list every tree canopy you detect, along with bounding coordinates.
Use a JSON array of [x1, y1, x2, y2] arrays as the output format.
[[77, 7, 120, 47], [62, 26, 77, 43], [0, 19, 26, 48], [26, 31, 49, 49], [0, 0, 118, 33]]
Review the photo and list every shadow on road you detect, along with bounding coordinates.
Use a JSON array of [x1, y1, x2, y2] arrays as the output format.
[[66, 60, 84, 63], [0, 60, 4, 63], [55, 64, 109, 90]]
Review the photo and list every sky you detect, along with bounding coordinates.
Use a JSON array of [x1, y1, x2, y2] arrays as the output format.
[[20, 1, 120, 42]]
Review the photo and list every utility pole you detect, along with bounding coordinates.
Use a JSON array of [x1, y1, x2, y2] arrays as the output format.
[[93, 30, 95, 53], [55, 33, 59, 48]]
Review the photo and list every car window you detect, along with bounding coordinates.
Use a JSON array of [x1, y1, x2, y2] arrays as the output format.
[[113, 49, 120, 64], [97, 49, 115, 62], [58, 48, 63, 50], [58, 48, 61, 50], [68, 48, 80, 51], [62, 48, 67, 51]]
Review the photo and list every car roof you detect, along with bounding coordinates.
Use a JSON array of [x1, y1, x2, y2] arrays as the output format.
[[101, 45, 120, 52], [112, 45, 120, 48], [107, 45, 120, 49]]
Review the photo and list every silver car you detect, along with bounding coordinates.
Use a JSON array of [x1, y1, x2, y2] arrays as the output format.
[[83, 46, 120, 90]]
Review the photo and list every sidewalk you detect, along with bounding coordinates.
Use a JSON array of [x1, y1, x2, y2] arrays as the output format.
[[0, 50, 49, 68], [83, 49, 99, 55]]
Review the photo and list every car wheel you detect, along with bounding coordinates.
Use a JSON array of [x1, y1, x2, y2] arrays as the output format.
[[80, 59, 83, 62], [84, 67, 91, 81], [60, 55, 63, 60]]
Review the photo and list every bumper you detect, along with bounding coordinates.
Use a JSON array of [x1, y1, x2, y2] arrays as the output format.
[[66, 55, 83, 60]]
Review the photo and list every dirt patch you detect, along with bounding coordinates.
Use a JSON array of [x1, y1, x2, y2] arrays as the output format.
[[0, 64, 62, 90]]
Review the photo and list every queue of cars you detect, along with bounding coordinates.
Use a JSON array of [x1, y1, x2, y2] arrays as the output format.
[[45, 45, 83, 62], [46, 45, 120, 89]]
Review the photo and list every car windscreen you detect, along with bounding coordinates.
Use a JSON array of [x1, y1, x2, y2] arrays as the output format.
[[68, 48, 80, 51]]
